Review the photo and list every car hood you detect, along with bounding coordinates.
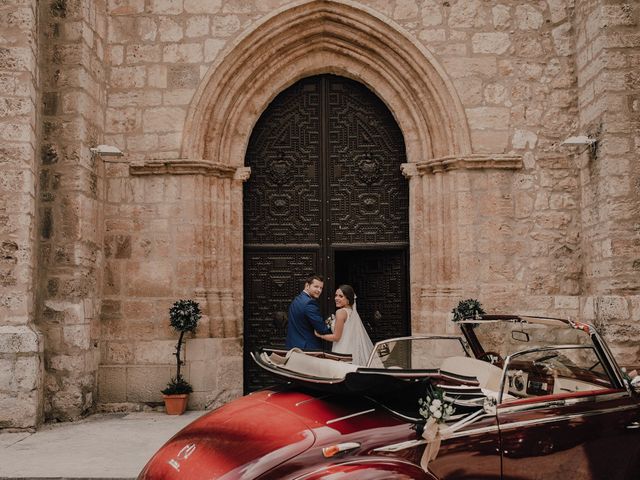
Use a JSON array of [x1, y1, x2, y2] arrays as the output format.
[[138, 389, 380, 480]]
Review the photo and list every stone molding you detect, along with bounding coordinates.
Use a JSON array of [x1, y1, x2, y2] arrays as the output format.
[[129, 159, 239, 178], [401, 154, 523, 177], [181, 0, 472, 167]]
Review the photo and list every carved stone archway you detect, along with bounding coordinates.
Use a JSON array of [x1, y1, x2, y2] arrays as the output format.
[[176, 0, 520, 338], [182, 0, 472, 166]]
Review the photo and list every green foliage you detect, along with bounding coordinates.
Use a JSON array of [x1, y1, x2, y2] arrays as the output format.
[[162, 299, 201, 394], [162, 377, 193, 395], [451, 298, 485, 322], [169, 299, 201, 333]]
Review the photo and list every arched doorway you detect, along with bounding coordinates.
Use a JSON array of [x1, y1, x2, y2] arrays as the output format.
[[243, 74, 409, 392]]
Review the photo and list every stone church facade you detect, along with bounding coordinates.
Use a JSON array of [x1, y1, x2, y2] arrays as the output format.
[[1, 0, 639, 428]]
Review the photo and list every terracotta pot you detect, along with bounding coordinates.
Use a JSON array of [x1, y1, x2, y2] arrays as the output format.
[[163, 393, 189, 415]]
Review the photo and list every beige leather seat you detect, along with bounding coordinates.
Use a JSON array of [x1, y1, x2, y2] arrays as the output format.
[[440, 356, 504, 393], [265, 349, 359, 379]]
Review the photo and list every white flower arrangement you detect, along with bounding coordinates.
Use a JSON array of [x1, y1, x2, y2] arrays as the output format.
[[417, 386, 456, 470], [418, 387, 455, 424]]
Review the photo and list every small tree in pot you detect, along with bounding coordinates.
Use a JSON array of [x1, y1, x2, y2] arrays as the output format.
[[161, 299, 200, 414]]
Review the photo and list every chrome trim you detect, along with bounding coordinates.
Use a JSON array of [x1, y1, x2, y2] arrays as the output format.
[[498, 404, 639, 432], [326, 408, 375, 424], [498, 391, 629, 414]]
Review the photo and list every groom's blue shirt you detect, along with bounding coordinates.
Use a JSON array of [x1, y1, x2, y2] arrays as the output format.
[[285, 291, 330, 350]]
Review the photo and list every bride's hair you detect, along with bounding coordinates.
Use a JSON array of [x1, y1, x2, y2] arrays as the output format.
[[337, 284, 355, 306]]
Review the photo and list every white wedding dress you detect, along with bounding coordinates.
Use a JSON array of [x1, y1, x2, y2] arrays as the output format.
[[331, 303, 374, 366]]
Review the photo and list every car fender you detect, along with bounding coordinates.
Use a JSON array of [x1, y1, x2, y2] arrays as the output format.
[[288, 458, 436, 480]]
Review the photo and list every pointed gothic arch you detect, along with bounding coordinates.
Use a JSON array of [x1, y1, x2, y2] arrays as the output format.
[[181, 0, 471, 166]]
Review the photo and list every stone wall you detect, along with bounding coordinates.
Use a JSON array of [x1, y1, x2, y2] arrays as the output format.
[[1, 0, 639, 425], [574, 0, 640, 362], [37, 0, 108, 421], [0, 0, 43, 429], [93, 0, 639, 410]]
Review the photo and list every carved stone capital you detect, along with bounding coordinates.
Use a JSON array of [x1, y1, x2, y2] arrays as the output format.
[[129, 159, 237, 177], [400, 162, 419, 178], [234, 166, 251, 181], [414, 154, 523, 175]]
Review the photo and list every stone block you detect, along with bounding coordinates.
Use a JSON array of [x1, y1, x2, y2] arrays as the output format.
[[148, 0, 183, 15], [204, 38, 225, 62], [443, 57, 497, 78], [125, 261, 172, 297], [186, 15, 209, 37], [110, 66, 146, 89], [470, 129, 509, 153], [0, 391, 40, 429], [185, 338, 219, 361], [108, 0, 145, 15], [452, 77, 482, 105], [466, 107, 510, 130], [134, 340, 175, 364], [184, 0, 222, 14], [217, 358, 242, 390], [103, 340, 134, 364], [142, 106, 186, 133], [512, 129, 538, 150], [98, 366, 126, 403], [63, 324, 91, 350], [630, 296, 640, 322], [554, 295, 580, 310], [448, 0, 487, 28], [158, 16, 183, 42], [125, 44, 162, 64], [552, 23, 573, 56], [163, 43, 203, 63], [0, 325, 42, 353], [106, 107, 141, 133], [49, 354, 85, 373], [0, 358, 14, 390], [187, 360, 217, 391], [472, 32, 510, 54], [15, 356, 40, 391], [126, 365, 170, 402], [597, 296, 630, 322]]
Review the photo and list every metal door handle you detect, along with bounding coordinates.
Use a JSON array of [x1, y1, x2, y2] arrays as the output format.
[[626, 421, 640, 430]]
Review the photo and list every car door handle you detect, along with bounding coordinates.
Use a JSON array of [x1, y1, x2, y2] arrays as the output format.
[[626, 421, 640, 430]]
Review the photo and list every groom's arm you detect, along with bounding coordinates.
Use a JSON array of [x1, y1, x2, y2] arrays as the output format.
[[305, 301, 331, 335]]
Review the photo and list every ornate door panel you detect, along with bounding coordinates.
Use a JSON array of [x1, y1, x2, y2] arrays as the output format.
[[334, 250, 409, 345], [243, 75, 409, 392]]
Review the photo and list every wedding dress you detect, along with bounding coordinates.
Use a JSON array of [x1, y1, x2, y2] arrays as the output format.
[[331, 302, 374, 366]]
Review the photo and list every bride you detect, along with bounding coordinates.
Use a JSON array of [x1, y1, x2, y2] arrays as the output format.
[[315, 284, 373, 365]]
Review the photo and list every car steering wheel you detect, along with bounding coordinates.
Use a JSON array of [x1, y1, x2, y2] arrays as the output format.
[[479, 351, 504, 367]]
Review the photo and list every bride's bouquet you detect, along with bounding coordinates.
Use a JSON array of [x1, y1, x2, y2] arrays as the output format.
[[325, 314, 335, 331]]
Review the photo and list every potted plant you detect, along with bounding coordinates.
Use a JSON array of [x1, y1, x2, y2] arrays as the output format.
[[161, 299, 201, 415], [451, 298, 485, 323]]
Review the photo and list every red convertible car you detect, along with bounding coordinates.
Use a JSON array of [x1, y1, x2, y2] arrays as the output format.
[[138, 315, 640, 479]]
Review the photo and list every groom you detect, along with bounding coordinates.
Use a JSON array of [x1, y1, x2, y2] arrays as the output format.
[[285, 274, 332, 350]]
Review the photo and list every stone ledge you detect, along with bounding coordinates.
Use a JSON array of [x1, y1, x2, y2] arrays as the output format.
[[129, 159, 241, 178], [402, 154, 523, 176]]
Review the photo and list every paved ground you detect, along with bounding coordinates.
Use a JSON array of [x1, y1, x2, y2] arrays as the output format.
[[0, 410, 207, 480]]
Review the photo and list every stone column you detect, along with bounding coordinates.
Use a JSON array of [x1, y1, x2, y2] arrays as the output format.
[[38, 0, 107, 421], [574, 0, 640, 361], [0, 0, 43, 429], [407, 155, 523, 334]]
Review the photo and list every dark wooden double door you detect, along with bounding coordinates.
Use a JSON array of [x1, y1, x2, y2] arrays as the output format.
[[243, 75, 409, 392]]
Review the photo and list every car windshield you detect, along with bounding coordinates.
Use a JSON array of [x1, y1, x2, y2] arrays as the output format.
[[466, 319, 593, 359], [367, 335, 470, 369]]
